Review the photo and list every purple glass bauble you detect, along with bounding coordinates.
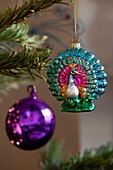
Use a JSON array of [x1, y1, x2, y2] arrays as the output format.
[[6, 85, 55, 150]]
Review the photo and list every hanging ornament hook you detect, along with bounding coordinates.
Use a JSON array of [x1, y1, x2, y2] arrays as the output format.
[[27, 85, 37, 99]]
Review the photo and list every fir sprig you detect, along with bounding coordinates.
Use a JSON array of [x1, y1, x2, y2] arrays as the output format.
[[0, 46, 51, 80], [0, 23, 48, 50], [62, 143, 113, 170], [41, 141, 113, 170], [0, 0, 69, 32], [40, 141, 64, 170], [0, 0, 70, 92]]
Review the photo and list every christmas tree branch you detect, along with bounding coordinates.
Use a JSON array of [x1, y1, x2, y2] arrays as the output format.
[[0, 46, 51, 80], [40, 141, 64, 170], [62, 144, 113, 170], [41, 141, 113, 170], [0, 23, 48, 50], [0, 0, 69, 32], [0, 0, 70, 92]]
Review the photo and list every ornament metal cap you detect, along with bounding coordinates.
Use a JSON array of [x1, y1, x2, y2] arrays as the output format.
[[27, 85, 37, 99], [71, 37, 80, 49]]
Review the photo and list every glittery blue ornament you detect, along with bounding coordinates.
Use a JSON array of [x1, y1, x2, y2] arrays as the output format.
[[6, 85, 55, 150], [47, 44, 107, 112]]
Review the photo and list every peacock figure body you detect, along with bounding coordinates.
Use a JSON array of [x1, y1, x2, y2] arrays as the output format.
[[47, 46, 107, 112]]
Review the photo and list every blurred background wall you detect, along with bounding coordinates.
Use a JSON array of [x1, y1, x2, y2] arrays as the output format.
[[0, 0, 113, 169], [78, 0, 113, 152]]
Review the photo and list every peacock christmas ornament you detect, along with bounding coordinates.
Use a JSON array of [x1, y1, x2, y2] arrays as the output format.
[[6, 85, 55, 150], [47, 44, 107, 112], [47, 0, 107, 112]]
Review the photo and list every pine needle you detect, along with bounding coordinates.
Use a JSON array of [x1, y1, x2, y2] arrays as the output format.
[[0, 46, 52, 79], [41, 141, 113, 170], [0, 23, 48, 50], [0, 0, 69, 32]]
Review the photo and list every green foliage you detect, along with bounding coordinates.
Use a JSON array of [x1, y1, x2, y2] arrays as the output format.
[[0, 0, 70, 92], [0, 46, 51, 80], [41, 141, 113, 170], [0, 23, 48, 50], [0, 0, 69, 80], [62, 143, 113, 170], [0, 22, 49, 93], [40, 141, 64, 170], [0, 0, 69, 32]]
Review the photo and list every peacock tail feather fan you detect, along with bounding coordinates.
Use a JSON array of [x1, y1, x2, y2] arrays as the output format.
[[47, 47, 107, 112]]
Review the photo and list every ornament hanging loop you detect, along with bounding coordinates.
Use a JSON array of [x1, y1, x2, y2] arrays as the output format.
[[27, 85, 37, 99]]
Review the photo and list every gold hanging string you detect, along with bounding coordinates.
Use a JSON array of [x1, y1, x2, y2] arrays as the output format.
[[72, 0, 80, 48], [74, 0, 77, 39]]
